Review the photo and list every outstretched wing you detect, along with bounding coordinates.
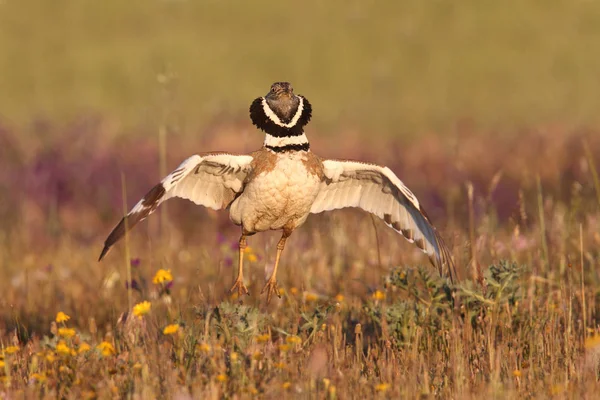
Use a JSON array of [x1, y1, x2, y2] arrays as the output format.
[[311, 159, 456, 281], [99, 153, 254, 261]]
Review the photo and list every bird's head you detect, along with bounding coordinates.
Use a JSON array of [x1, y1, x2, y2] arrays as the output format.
[[249, 82, 312, 137]]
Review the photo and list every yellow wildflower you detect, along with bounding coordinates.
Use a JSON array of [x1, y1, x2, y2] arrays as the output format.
[[278, 344, 290, 352], [56, 341, 73, 356], [372, 290, 386, 301], [132, 301, 152, 318], [243, 246, 258, 262], [45, 352, 56, 363], [197, 343, 211, 353], [551, 385, 565, 395], [321, 323, 327, 331], [133, 363, 143, 370], [55, 312, 70, 323], [82, 391, 96, 399], [4, 346, 19, 355], [375, 383, 390, 392], [286, 336, 302, 345], [163, 324, 180, 335], [323, 378, 331, 389], [512, 369, 522, 377], [78, 343, 91, 354], [274, 362, 286, 369], [97, 341, 115, 356], [230, 352, 238, 362], [584, 335, 600, 349], [335, 294, 344, 302], [152, 269, 173, 284], [252, 351, 263, 360], [249, 387, 259, 395], [329, 385, 336, 396], [31, 373, 47, 383], [282, 382, 291, 390], [256, 334, 271, 343], [58, 327, 76, 338], [304, 292, 318, 302], [216, 374, 228, 382], [0, 360, 4, 368], [289, 287, 299, 295]]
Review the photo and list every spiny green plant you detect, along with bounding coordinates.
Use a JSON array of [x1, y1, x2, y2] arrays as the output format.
[[458, 261, 525, 329], [366, 261, 526, 347], [211, 302, 268, 349]]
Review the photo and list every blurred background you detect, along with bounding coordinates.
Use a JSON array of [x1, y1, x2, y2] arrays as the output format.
[[1, 0, 599, 301], [3, 3, 600, 395]]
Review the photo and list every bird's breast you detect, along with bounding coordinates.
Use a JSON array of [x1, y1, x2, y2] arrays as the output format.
[[229, 152, 322, 232]]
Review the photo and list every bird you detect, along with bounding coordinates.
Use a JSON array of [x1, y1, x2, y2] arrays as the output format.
[[98, 82, 457, 303]]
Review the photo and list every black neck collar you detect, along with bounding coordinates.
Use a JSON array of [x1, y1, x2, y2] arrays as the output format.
[[265, 143, 310, 153]]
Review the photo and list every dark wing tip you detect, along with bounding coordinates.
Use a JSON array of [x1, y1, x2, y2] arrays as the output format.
[[97, 212, 143, 262], [98, 183, 165, 262], [98, 217, 127, 262], [416, 202, 457, 282], [431, 231, 458, 283], [98, 244, 110, 262]]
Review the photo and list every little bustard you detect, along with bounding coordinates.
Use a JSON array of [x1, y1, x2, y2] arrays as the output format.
[[99, 82, 456, 303]]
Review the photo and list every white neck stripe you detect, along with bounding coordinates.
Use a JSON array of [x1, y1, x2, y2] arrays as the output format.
[[261, 96, 305, 128], [264, 133, 309, 148]]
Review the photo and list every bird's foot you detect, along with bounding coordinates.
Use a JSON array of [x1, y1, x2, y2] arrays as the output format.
[[261, 278, 281, 304], [229, 278, 249, 297]]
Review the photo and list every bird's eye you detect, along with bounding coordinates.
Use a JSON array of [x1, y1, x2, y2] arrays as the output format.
[[271, 87, 276, 93]]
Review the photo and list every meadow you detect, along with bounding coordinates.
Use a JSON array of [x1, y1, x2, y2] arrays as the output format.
[[1, 1, 600, 398]]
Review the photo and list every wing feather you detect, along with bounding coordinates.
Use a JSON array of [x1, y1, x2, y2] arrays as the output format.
[[98, 153, 253, 261], [311, 159, 456, 281]]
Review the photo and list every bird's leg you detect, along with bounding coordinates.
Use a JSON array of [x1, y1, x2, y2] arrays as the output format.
[[261, 231, 290, 304], [229, 234, 249, 296]]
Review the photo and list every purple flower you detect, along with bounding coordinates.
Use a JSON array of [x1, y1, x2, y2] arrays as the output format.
[[216, 232, 227, 245], [130, 258, 141, 268], [126, 279, 140, 291]]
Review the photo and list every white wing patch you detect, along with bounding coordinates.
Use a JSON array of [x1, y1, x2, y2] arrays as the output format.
[[99, 153, 253, 261], [312, 159, 455, 281]]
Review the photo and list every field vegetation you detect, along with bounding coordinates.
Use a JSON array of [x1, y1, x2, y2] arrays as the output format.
[[1, 1, 600, 398]]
